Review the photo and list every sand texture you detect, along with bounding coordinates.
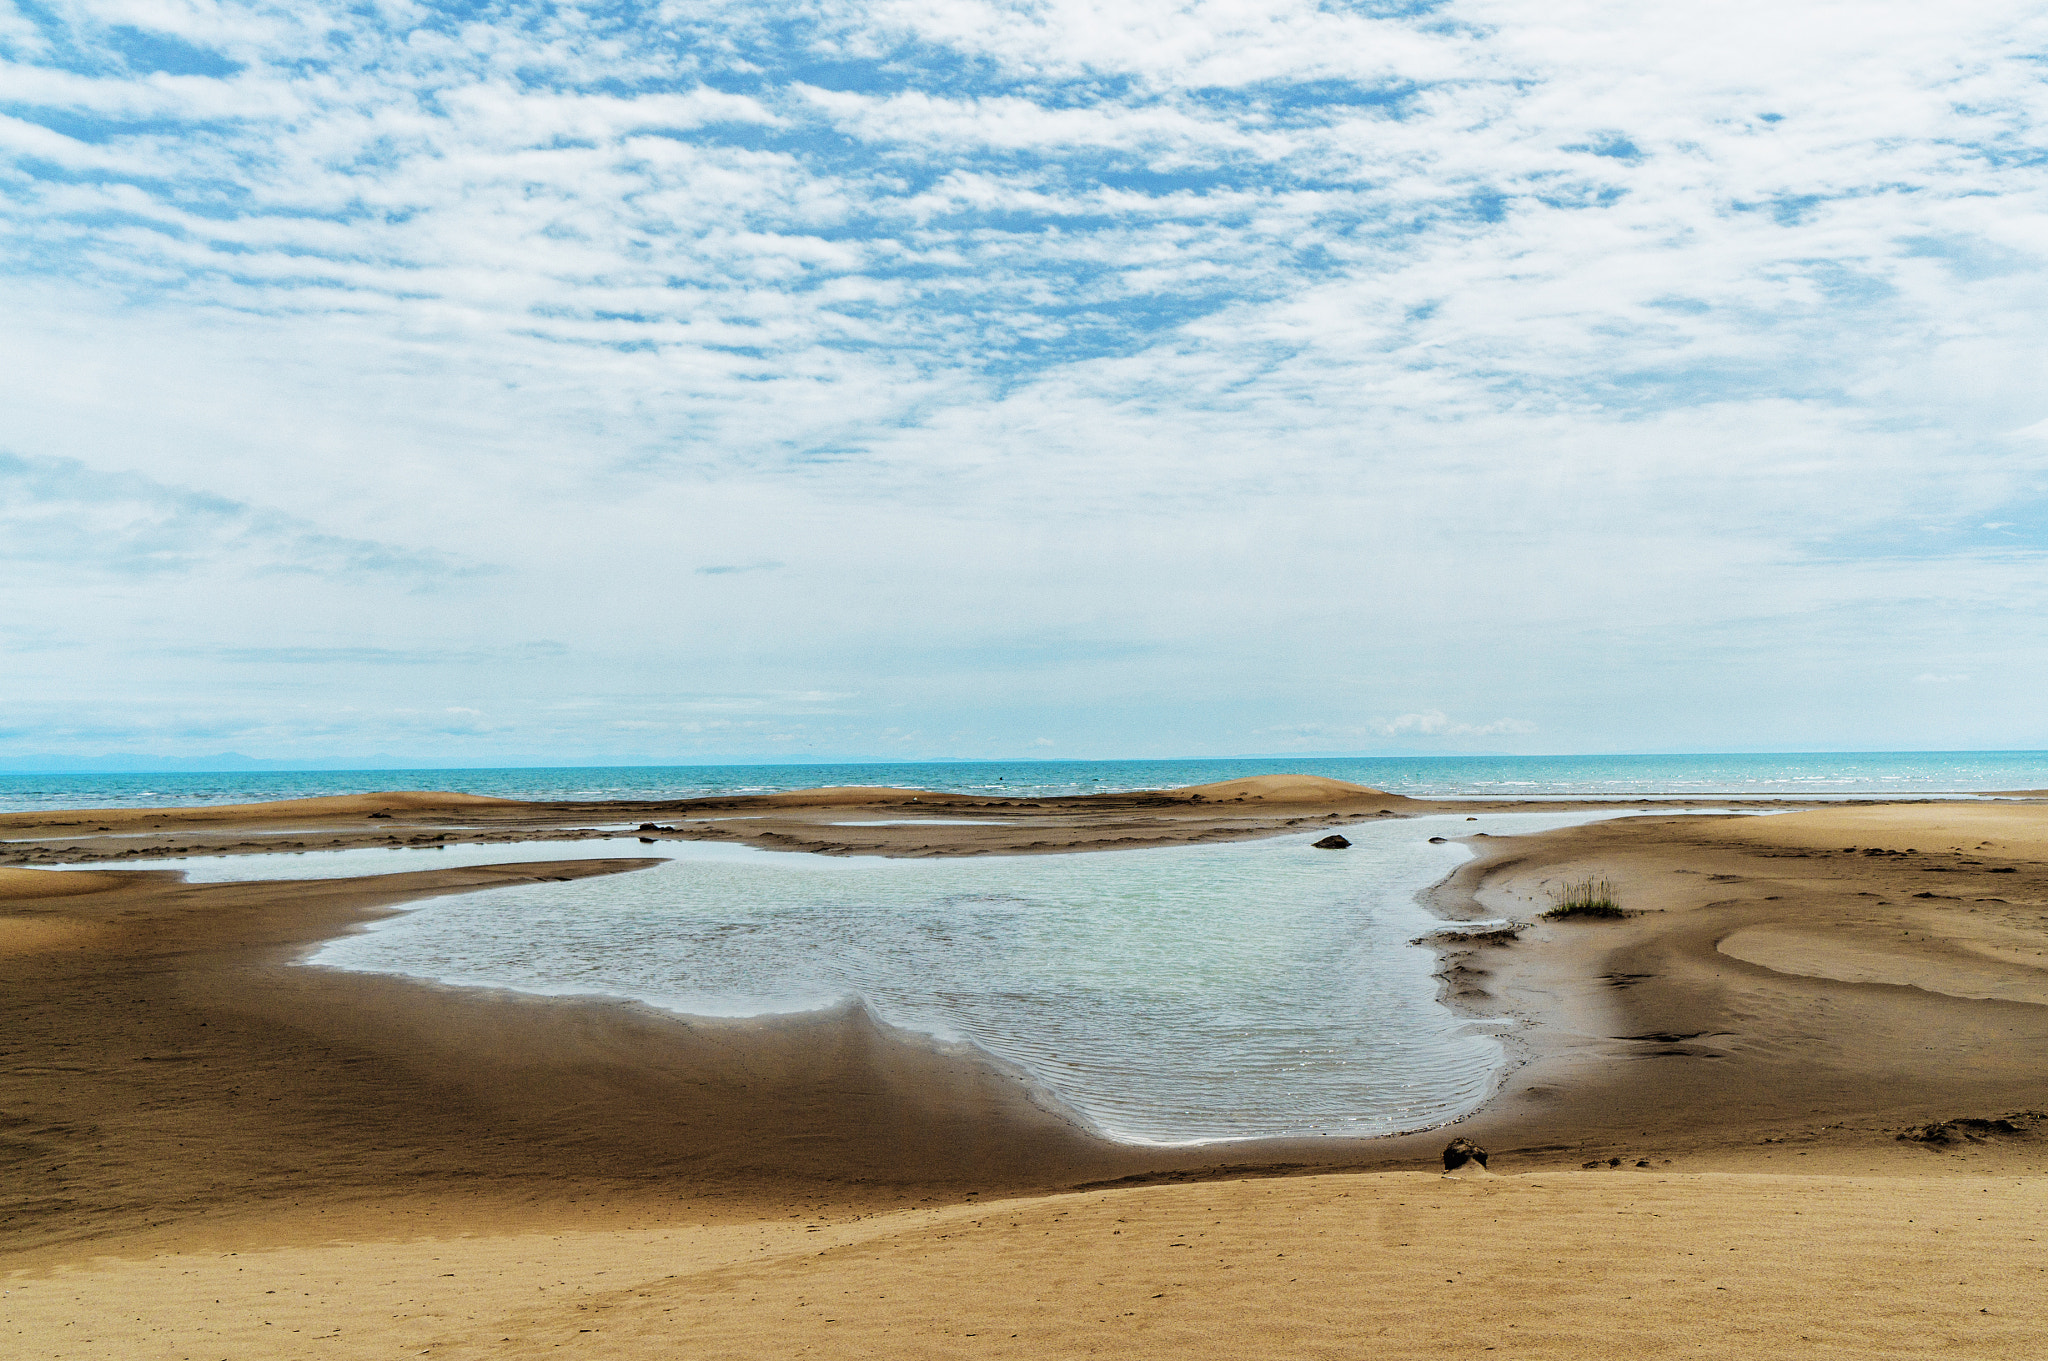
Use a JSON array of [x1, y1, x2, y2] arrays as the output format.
[[5, 786, 2048, 1355], [0, 774, 1439, 867], [11, 1172, 2045, 1359]]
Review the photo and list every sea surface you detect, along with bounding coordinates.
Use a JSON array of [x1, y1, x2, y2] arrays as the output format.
[[106, 810, 1713, 1145], [2, 751, 2045, 813]]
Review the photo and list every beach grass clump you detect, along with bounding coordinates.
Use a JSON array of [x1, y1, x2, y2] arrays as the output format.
[[1543, 876, 1626, 920]]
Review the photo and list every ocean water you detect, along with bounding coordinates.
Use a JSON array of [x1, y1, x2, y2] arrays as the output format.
[[1, 751, 2044, 814], [120, 810, 1638, 1144]]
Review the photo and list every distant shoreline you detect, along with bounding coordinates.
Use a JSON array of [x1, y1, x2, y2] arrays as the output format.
[[7, 749, 2048, 815]]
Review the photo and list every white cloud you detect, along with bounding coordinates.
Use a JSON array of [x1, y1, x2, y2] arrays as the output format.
[[1, 0, 2045, 760], [1372, 712, 1538, 740]]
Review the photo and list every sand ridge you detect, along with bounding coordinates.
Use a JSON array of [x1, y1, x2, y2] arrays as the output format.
[[1717, 922, 2048, 1005], [0, 790, 525, 836], [0, 777, 1431, 865], [0, 867, 139, 899], [1167, 773, 1400, 803], [0, 776, 1941, 868]]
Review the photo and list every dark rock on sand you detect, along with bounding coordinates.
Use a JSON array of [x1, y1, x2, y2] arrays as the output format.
[[1443, 1137, 1488, 1171], [1455, 926, 1521, 946], [1898, 1115, 2034, 1144], [1312, 835, 1351, 850]]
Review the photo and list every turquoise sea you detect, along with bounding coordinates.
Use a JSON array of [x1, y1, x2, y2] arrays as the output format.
[[2, 751, 2045, 813]]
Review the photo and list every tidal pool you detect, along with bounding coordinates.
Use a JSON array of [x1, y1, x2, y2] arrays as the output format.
[[284, 811, 1625, 1144]]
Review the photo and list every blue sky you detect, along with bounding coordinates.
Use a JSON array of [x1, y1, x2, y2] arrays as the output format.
[[2, 0, 2045, 765]]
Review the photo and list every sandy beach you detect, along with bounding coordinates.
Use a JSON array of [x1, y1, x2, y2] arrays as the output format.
[[6, 777, 2048, 1356]]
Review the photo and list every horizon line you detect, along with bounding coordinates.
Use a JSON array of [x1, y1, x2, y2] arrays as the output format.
[[3, 748, 2047, 777]]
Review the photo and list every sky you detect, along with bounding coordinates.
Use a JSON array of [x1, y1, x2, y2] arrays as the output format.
[[2, 0, 2045, 767]]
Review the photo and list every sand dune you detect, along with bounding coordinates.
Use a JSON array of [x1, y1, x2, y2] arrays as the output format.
[[1167, 774, 1398, 803]]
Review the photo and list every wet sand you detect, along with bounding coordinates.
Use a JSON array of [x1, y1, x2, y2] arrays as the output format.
[[5, 778, 2048, 1356], [1427, 801, 2048, 1172]]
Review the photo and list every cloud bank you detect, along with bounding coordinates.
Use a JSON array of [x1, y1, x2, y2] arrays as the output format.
[[1, 0, 2044, 762]]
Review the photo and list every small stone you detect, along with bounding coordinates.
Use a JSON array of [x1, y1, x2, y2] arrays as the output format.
[[1443, 1137, 1488, 1171], [1312, 834, 1351, 850]]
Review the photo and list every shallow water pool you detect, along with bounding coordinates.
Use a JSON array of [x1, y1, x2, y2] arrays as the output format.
[[285, 811, 1627, 1144]]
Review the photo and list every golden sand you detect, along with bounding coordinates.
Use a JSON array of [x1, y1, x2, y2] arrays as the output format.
[[5, 786, 2047, 1356]]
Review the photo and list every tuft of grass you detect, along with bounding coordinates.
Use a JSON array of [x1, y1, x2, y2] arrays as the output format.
[[1543, 876, 1626, 919]]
